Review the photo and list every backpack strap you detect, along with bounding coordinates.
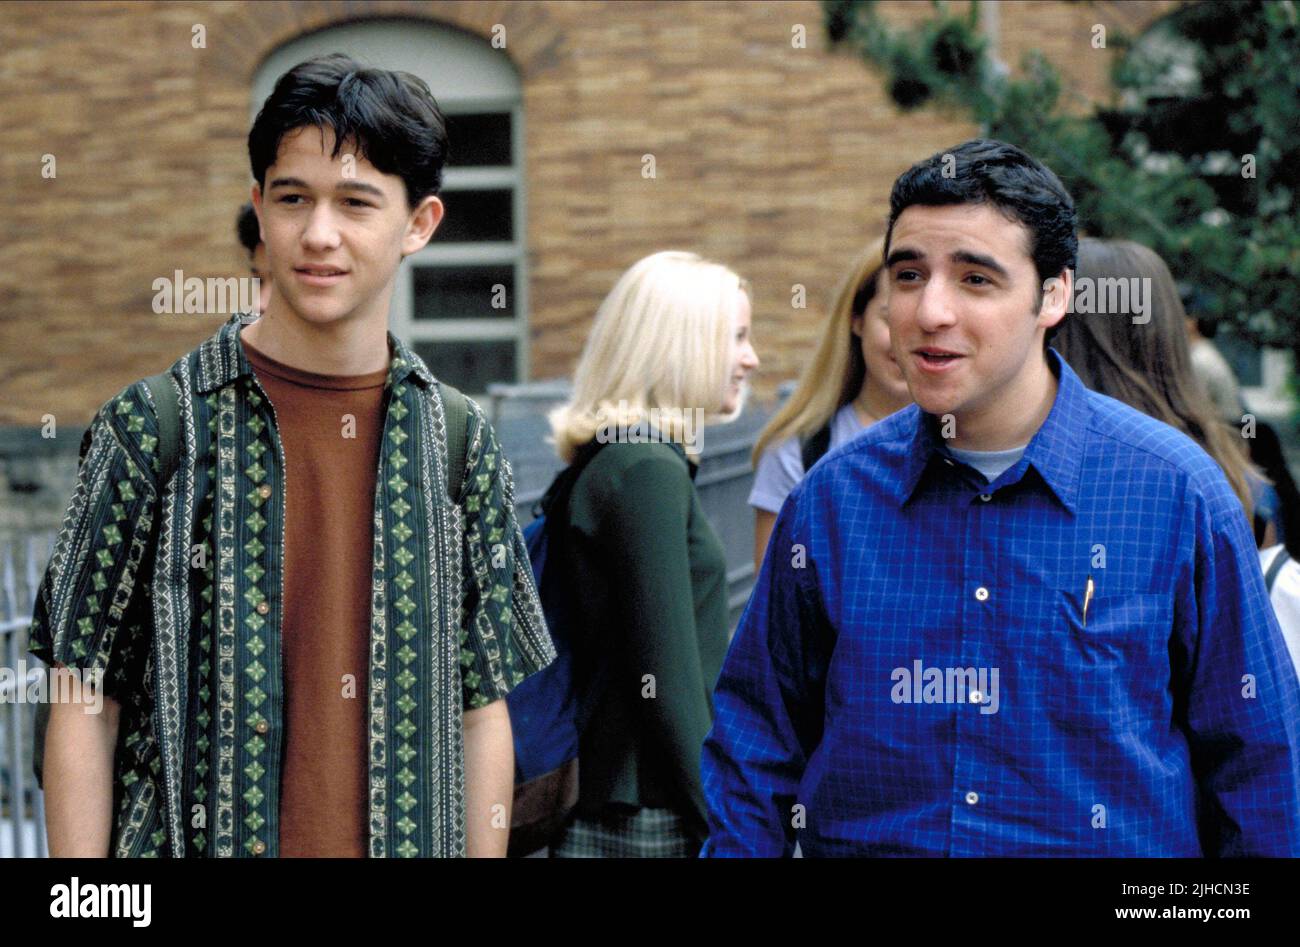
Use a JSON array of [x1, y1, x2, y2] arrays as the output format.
[[799, 419, 834, 472], [439, 381, 469, 502], [143, 372, 181, 486], [1265, 547, 1291, 595]]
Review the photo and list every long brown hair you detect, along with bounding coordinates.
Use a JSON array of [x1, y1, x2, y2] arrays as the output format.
[[1054, 238, 1255, 520], [752, 237, 884, 465]]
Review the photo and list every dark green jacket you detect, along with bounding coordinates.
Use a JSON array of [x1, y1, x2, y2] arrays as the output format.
[[558, 440, 729, 836]]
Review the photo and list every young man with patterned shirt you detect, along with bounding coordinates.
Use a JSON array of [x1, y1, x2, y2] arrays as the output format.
[[31, 53, 555, 858], [702, 139, 1300, 857]]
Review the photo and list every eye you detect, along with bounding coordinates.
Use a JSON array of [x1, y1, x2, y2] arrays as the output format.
[[894, 269, 921, 283], [277, 195, 304, 205], [965, 273, 992, 286], [345, 198, 373, 208]]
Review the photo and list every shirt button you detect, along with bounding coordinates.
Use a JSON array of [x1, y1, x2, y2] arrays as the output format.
[[256, 601, 269, 615], [979, 493, 992, 502], [965, 791, 979, 805], [943, 458, 955, 466], [258, 485, 272, 499], [975, 587, 989, 602], [254, 719, 269, 734], [970, 690, 983, 704], [252, 841, 267, 855]]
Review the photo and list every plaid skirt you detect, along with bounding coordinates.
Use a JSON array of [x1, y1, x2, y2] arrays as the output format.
[[550, 806, 702, 858]]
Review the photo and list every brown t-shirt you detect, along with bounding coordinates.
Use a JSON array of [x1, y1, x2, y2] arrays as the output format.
[[242, 336, 389, 857]]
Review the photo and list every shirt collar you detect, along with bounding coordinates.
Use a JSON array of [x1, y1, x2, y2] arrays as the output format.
[[195, 311, 437, 394], [896, 347, 1090, 513]]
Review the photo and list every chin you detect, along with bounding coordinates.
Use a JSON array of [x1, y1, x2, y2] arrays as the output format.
[[721, 383, 750, 418], [287, 298, 353, 324], [905, 380, 959, 417]]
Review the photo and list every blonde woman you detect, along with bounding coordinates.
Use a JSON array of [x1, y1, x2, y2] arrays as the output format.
[[750, 237, 912, 568], [544, 251, 758, 857]]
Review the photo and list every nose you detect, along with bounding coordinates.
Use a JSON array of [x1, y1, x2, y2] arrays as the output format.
[[301, 204, 342, 252], [742, 341, 759, 370], [914, 280, 958, 334]]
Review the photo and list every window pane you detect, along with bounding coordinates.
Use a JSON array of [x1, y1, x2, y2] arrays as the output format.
[[414, 340, 516, 392], [446, 112, 512, 167], [433, 190, 513, 243], [414, 265, 515, 320]]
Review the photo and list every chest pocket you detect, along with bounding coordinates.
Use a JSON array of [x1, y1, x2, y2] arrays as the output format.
[[1045, 588, 1174, 733]]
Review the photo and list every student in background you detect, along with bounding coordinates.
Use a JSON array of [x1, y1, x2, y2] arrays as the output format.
[[1053, 238, 1265, 541], [237, 201, 274, 315], [545, 251, 758, 857], [1182, 296, 1299, 549], [1184, 310, 1246, 424], [749, 236, 911, 569]]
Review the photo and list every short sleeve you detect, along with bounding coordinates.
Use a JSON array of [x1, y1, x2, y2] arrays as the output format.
[[748, 436, 804, 514], [28, 384, 161, 702], [456, 398, 556, 710]]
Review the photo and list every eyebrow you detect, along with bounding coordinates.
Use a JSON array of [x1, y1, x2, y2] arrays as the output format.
[[886, 247, 1010, 279], [267, 176, 386, 200]]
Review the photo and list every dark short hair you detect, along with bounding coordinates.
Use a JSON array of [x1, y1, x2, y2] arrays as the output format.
[[248, 53, 449, 209], [236, 201, 261, 255], [885, 139, 1078, 342]]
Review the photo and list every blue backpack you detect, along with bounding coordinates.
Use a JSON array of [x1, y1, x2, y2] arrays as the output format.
[[506, 440, 608, 852]]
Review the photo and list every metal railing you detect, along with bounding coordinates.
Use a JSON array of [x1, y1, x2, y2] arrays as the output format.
[[1, 534, 53, 858]]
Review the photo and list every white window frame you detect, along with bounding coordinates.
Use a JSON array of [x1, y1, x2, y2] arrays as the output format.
[[391, 101, 527, 397]]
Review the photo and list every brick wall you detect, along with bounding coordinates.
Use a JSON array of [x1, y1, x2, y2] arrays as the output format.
[[0, 0, 1180, 429]]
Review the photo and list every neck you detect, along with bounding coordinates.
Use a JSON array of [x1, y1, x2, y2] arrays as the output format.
[[946, 354, 1057, 451], [241, 293, 392, 376], [854, 379, 908, 426]]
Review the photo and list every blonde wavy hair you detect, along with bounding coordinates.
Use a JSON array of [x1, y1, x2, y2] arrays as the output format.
[[752, 236, 886, 465], [549, 250, 751, 464]]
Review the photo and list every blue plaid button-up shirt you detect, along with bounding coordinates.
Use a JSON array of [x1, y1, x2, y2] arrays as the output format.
[[703, 349, 1300, 856]]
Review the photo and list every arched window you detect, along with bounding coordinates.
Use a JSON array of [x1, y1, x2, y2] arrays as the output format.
[[252, 17, 527, 395]]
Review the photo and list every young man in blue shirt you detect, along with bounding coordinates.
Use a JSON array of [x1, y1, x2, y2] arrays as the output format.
[[702, 139, 1300, 857]]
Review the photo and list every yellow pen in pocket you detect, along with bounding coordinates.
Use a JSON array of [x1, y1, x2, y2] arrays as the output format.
[[1083, 574, 1095, 628]]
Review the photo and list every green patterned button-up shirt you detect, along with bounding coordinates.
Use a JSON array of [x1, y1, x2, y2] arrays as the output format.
[[29, 312, 555, 857]]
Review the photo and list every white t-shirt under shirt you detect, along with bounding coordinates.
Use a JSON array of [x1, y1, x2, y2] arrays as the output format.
[[946, 444, 1027, 483], [749, 403, 865, 514], [751, 405, 1028, 513]]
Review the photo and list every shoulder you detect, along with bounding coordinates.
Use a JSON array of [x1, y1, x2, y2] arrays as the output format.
[[804, 404, 918, 485], [750, 433, 806, 513], [582, 440, 690, 490], [1085, 390, 1225, 482], [570, 441, 692, 522], [755, 431, 803, 477], [828, 402, 866, 446], [83, 379, 166, 488], [775, 405, 919, 529]]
